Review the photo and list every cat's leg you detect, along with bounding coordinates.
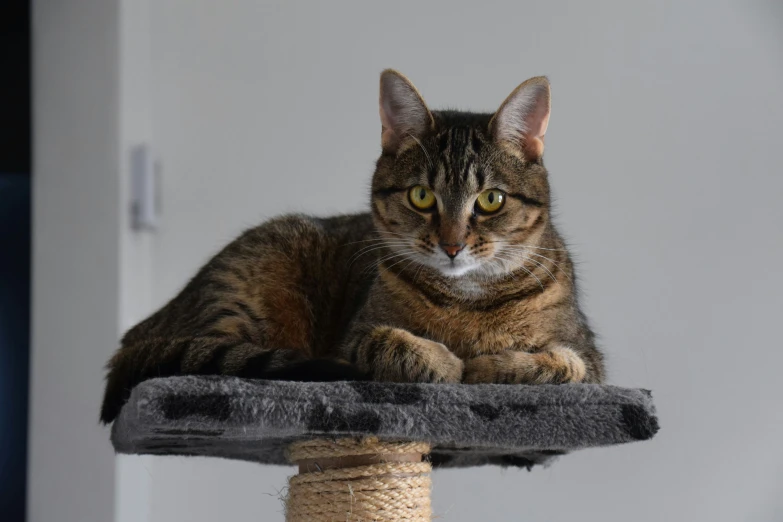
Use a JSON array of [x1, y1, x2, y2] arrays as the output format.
[[342, 325, 464, 383], [462, 345, 596, 384]]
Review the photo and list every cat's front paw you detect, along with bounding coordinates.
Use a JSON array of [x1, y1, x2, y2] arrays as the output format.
[[372, 329, 463, 384], [416, 339, 464, 383], [462, 347, 586, 384], [462, 355, 508, 384]]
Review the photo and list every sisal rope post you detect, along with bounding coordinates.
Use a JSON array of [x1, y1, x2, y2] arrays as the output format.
[[285, 437, 432, 521]]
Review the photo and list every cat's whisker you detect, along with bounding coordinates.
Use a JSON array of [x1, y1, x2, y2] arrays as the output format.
[[348, 247, 408, 268], [488, 240, 568, 252], [348, 239, 412, 256], [493, 252, 544, 290], [380, 231, 420, 240], [342, 231, 419, 248], [521, 256, 558, 283], [350, 241, 410, 256], [363, 250, 405, 270], [369, 256, 413, 277], [516, 262, 545, 291], [351, 240, 411, 252], [400, 258, 419, 274], [381, 254, 418, 275], [378, 249, 416, 264], [516, 251, 572, 282], [413, 261, 426, 285], [496, 249, 556, 278], [341, 237, 396, 247], [497, 247, 572, 282], [365, 249, 417, 274], [350, 239, 431, 271], [348, 242, 413, 267]]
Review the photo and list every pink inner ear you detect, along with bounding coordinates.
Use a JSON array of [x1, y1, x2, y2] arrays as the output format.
[[523, 102, 549, 158], [379, 105, 398, 149], [379, 96, 398, 132], [526, 100, 550, 141], [494, 82, 550, 159], [524, 136, 545, 159]]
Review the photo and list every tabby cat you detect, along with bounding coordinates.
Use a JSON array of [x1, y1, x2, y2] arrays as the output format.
[[100, 70, 605, 424]]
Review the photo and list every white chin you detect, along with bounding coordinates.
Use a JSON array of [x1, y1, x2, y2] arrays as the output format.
[[435, 262, 477, 278]]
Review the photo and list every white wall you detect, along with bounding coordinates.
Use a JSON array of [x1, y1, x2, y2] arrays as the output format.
[[29, 1, 121, 520], [30, 2, 162, 521], [31, 0, 782, 520], [115, 0, 157, 520]]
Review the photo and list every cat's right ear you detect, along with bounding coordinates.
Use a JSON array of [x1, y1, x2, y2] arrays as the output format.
[[379, 69, 434, 153], [490, 76, 551, 161]]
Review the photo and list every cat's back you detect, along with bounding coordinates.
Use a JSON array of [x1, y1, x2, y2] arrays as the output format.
[[240, 212, 379, 354], [314, 212, 376, 246], [125, 212, 378, 353], [218, 213, 378, 292], [226, 212, 376, 263]]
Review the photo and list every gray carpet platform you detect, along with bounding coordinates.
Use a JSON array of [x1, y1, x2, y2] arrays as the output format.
[[111, 376, 659, 469]]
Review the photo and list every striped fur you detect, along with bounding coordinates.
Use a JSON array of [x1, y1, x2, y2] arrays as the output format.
[[99, 71, 604, 424]]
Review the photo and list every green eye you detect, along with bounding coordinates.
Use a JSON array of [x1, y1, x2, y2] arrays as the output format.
[[408, 185, 436, 210], [476, 189, 505, 213]]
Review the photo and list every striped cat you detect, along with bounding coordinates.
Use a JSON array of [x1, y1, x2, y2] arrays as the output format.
[[100, 70, 605, 424]]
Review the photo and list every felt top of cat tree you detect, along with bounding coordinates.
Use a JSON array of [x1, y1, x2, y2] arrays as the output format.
[[110, 376, 658, 469]]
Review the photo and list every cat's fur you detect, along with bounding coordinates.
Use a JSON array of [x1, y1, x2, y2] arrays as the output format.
[[100, 70, 604, 424]]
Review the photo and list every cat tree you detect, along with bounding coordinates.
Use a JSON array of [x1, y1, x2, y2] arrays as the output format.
[[111, 376, 658, 520]]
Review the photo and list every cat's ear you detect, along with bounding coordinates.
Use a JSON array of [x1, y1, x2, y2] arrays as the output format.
[[379, 69, 434, 153], [490, 76, 551, 160]]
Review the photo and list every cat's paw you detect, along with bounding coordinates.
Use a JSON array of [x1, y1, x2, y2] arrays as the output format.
[[416, 339, 464, 383], [462, 355, 509, 384], [373, 330, 463, 384], [462, 347, 586, 384]]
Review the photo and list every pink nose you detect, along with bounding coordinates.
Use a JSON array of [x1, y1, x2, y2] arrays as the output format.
[[440, 243, 465, 259]]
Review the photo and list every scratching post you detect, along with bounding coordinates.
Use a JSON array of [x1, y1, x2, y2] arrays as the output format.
[[110, 377, 659, 521], [286, 438, 432, 521]]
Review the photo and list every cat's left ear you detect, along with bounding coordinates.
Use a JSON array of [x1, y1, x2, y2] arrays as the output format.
[[379, 69, 435, 153], [490, 76, 551, 160]]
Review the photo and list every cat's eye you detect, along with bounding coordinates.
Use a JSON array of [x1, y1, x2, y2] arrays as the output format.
[[408, 185, 436, 210], [475, 189, 506, 214]]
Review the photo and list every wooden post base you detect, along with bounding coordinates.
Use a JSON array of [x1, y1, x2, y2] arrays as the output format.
[[285, 437, 432, 521]]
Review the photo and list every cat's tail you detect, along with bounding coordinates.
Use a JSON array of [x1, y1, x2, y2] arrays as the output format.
[[99, 339, 368, 425]]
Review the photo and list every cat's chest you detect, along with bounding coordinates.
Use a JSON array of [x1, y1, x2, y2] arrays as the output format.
[[378, 272, 566, 358], [399, 294, 561, 359]]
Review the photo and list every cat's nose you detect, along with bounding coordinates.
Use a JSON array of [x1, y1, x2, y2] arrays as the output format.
[[440, 242, 465, 259]]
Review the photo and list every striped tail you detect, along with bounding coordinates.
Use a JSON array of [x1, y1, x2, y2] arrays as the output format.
[[99, 338, 367, 424]]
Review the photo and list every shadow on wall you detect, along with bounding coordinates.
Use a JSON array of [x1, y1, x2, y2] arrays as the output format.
[[0, 174, 31, 522], [0, 0, 30, 520]]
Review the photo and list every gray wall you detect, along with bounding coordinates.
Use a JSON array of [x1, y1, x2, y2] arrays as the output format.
[[29, 1, 120, 521]]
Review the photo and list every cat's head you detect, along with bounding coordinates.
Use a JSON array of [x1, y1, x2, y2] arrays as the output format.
[[371, 70, 553, 278]]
